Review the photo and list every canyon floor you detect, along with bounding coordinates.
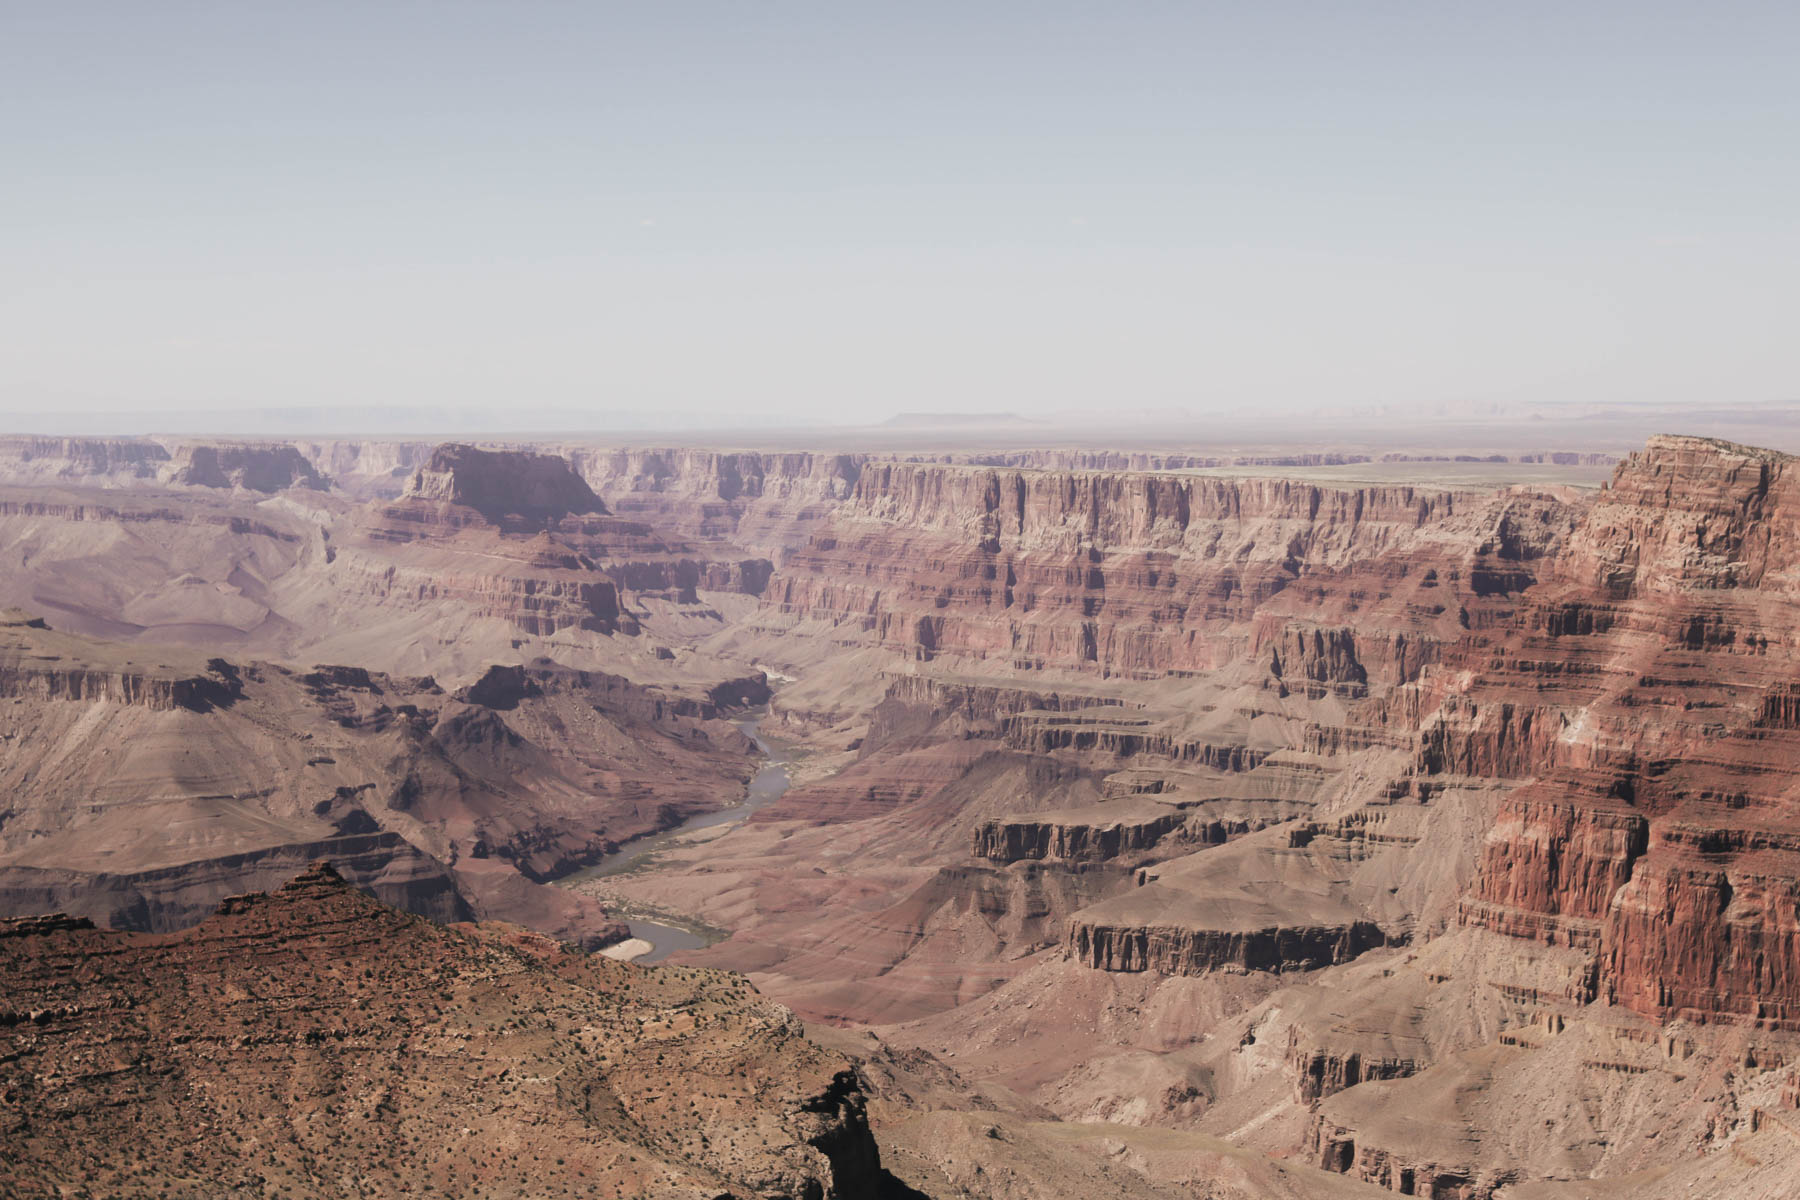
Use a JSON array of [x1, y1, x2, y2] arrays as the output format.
[[4, 429, 1800, 1199]]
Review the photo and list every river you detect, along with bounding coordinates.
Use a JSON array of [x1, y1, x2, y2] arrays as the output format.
[[564, 706, 793, 963]]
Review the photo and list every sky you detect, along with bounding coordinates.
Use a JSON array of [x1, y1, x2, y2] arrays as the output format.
[[2, 1, 1796, 430]]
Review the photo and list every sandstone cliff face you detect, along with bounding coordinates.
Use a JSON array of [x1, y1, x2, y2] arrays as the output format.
[[0, 655, 242, 711], [329, 540, 630, 635], [927, 449, 1381, 472], [0, 864, 882, 1199], [1454, 437, 1800, 1032], [1001, 710, 1272, 770], [1285, 1024, 1421, 1104], [762, 461, 1572, 677], [1068, 916, 1390, 975], [0, 609, 245, 710], [972, 808, 1189, 863], [1604, 846, 1800, 1029], [1560, 434, 1800, 598], [879, 671, 1142, 721], [1261, 622, 1372, 698], [576, 447, 863, 504], [843, 461, 1457, 546]]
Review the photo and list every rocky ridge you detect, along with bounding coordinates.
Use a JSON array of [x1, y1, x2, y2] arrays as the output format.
[[0, 863, 882, 1199]]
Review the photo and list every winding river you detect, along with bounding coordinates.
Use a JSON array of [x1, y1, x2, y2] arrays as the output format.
[[565, 707, 793, 963]]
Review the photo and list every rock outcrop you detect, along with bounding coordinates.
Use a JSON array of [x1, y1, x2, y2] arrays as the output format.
[[403, 442, 608, 523], [0, 864, 882, 1199], [973, 803, 1190, 863], [0, 830, 471, 933], [1457, 437, 1800, 1032], [165, 441, 328, 491], [0, 609, 244, 710], [1069, 914, 1390, 975]]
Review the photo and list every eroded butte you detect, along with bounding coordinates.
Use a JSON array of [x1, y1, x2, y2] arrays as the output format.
[[3, 432, 1800, 1199]]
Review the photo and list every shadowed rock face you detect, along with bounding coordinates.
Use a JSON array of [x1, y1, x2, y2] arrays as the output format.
[[0, 864, 882, 1200], [167, 442, 329, 492], [1069, 915, 1391, 975], [403, 443, 608, 523]]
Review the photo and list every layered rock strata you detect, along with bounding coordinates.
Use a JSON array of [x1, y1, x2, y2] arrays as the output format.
[[0, 616, 762, 947]]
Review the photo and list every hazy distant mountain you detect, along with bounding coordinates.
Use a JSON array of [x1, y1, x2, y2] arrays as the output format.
[[879, 411, 1042, 428]]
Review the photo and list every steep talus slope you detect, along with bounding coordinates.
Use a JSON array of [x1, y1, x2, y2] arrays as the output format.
[[0, 863, 882, 1200]]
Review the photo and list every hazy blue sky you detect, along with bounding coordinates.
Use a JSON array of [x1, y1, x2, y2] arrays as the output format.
[[2, 2, 1795, 426]]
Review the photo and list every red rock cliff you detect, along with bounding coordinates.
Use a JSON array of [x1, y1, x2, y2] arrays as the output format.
[[767, 461, 1570, 677], [1465, 435, 1800, 1029]]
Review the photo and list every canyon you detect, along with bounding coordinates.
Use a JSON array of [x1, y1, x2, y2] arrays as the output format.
[[3, 430, 1800, 1198]]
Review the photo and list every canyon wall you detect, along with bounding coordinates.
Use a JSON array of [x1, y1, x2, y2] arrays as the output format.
[[759, 460, 1573, 678], [1456, 436, 1800, 1032], [572, 447, 867, 561]]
